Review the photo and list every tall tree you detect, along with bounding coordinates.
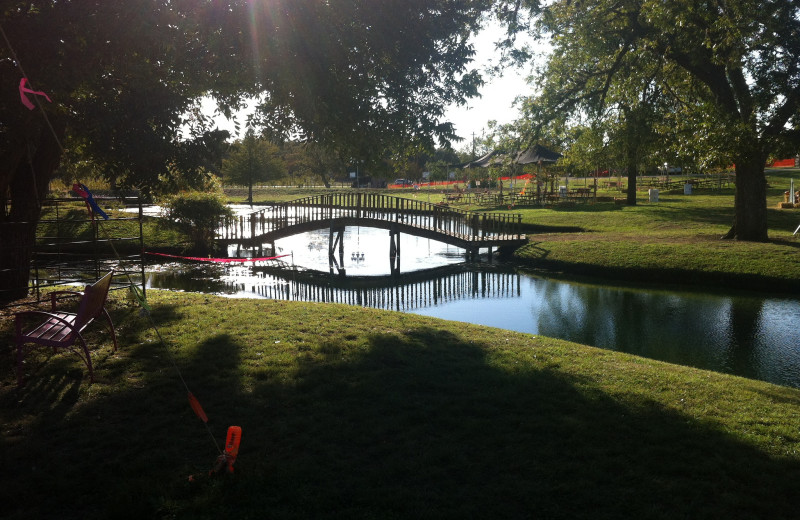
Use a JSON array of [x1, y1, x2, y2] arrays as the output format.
[[502, 0, 800, 240], [1, 1, 237, 300], [223, 131, 285, 203], [1, 0, 491, 301]]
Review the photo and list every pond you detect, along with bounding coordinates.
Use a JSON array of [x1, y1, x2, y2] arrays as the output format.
[[146, 224, 800, 389]]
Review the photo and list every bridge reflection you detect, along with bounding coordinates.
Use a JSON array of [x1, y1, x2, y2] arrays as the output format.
[[240, 263, 522, 312]]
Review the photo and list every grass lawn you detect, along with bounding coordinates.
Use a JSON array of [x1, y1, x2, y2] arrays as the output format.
[[510, 188, 800, 290], [2, 291, 800, 519]]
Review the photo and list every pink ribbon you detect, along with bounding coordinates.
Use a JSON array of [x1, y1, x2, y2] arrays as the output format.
[[19, 78, 52, 110], [146, 252, 291, 264]]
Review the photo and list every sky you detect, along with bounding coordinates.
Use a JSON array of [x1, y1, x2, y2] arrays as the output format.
[[442, 23, 538, 147]]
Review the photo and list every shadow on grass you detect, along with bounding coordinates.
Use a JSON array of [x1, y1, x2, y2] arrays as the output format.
[[646, 200, 735, 228], [494, 202, 625, 214], [2, 319, 800, 519], [646, 196, 800, 236]]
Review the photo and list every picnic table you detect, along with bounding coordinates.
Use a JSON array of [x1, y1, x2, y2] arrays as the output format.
[[569, 187, 593, 200]]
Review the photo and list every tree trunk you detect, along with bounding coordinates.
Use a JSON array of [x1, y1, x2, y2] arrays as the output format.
[[0, 120, 64, 303], [626, 167, 637, 206], [730, 152, 768, 242], [320, 171, 332, 189], [625, 138, 638, 206], [0, 220, 36, 302], [622, 104, 641, 207]]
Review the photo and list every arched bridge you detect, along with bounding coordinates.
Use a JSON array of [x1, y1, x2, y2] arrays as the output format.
[[217, 193, 527, 262]]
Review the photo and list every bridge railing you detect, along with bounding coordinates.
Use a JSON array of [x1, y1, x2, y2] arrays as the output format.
[[217, 193, 523, 242]]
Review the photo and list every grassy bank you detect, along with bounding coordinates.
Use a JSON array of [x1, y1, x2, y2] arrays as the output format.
[[510, 178, 800, 291], [2, 290, 800, 519]]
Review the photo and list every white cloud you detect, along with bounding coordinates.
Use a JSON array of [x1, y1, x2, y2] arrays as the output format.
[[443, 23, 535, 143]]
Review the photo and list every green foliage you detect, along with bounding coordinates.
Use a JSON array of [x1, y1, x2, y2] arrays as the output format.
[[159, 166, 224, 196], [559, 124, 608, 175], [222, 131, 285, 199], [505, 0, 800, 239], [161, 190, 232, 254], [245, 0, 491, 160], [1, 0, 495, 297], [279, 141, 345, 188]]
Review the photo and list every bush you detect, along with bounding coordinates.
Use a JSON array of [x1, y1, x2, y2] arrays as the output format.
[[161, 190, 232, 254]]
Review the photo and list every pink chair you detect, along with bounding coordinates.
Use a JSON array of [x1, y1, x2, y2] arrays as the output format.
[[14, 271, 118, 386]]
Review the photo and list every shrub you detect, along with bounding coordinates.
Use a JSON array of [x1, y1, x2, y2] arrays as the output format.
[[161, 190, 232, 254]]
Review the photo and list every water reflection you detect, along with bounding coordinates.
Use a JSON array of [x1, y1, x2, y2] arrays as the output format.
[[146, 259, 800, 388], [414, 274, 800, 388], [264, 226, 470, 276], [146, 225, 800, 389]]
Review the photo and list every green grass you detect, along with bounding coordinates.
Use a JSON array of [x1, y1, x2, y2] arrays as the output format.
[[508, 170, 800, 291], [2, 290, 800, 519], [38, 200, 191, 254]]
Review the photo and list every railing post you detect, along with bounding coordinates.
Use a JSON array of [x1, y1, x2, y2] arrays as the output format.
[[138, 197, 146, 298]]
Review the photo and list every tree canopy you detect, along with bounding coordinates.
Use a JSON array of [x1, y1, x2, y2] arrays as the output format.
[[0, 0, 493, 300], [247, 0, 489, 159], [502, 0, 800, 240]]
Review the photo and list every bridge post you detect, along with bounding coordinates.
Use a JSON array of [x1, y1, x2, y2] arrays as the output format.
[[328, 254, 345, 276], [389, 225, 400, 259], [389, 224, 401, 275], [329, 224, 344, 266], [390, 251, 400, 276]]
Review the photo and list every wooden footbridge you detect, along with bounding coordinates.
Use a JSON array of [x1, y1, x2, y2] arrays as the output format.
[[217, 193, 527, 263]]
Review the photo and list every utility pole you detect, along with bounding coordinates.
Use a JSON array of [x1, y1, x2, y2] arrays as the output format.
[[471, 132, 476, 160]]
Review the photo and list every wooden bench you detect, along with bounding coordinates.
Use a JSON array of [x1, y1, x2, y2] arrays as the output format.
[[14, 271, 118, 387]]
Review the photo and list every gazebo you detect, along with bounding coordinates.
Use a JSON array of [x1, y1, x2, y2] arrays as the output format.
[[513, 144, 562, 165], [463, 144, 562, 168], [463, 144, 562, 197]]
